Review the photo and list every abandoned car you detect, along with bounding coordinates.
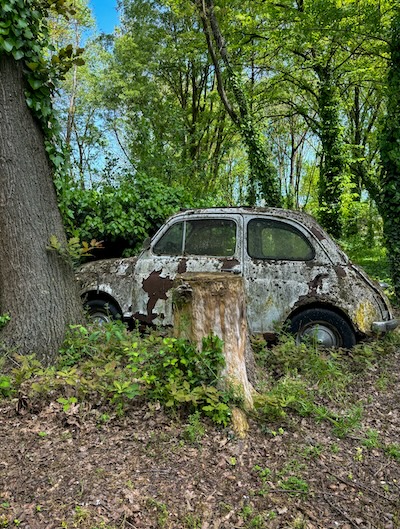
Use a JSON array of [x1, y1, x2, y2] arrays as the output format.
[[76, 207, 398, 347]]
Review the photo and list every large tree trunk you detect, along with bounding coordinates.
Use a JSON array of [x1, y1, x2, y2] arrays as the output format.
[[173, 272, 255, 435], [0, 55, 83, 364]]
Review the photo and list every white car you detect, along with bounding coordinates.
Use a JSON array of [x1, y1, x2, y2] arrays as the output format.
[[77, 207, 398, 347]]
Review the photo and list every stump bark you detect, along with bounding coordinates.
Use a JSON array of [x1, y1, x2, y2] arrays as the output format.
[[173, 273, 255, 434]]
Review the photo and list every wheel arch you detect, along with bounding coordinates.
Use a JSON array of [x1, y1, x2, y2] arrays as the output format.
[[81, 290, 123, 317], [286, 301, 361, 339]]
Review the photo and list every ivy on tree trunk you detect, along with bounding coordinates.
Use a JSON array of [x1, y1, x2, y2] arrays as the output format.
[[316, 66, 347, 239], [0, 1, 83, 364], [195, 0, 281, 207], [379, 6, 400, 300]]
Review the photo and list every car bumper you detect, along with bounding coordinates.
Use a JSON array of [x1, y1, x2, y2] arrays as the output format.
[[371, 319, 399, 333]]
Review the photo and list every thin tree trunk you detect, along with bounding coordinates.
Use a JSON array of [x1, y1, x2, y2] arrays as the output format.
[[0, 55, 83, 364], [195, 0, 281, 207]]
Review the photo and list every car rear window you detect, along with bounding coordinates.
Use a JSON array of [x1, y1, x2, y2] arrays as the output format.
[[247, 218, 314, 261]]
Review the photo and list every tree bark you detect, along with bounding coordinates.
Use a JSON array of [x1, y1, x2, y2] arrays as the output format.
[[173, 272, 255, 435], [0, 54, 83, 364]]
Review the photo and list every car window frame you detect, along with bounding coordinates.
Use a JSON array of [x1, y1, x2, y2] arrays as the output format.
[[151, 216, 239, 258]]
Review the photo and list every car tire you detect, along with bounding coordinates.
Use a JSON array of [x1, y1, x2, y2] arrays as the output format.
[[289, 308, 356, 348], [84, 299, 121, 324]]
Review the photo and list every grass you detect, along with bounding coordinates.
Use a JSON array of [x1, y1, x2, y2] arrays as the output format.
[[254, 330, 400, 440], [340, 236, 391, 284]]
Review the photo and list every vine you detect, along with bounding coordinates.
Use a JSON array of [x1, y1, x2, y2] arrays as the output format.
[[379, 6, 400, 300], [316, 67, 348, 239]]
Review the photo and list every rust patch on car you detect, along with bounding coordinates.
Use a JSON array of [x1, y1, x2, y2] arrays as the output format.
[[310, 226, 325, 241], [221, 258, 240, 270], [334, 265, 346, 279], [308, 273, 329, 296], [177, 258, 188, 274], [141, 271, 174, 322]]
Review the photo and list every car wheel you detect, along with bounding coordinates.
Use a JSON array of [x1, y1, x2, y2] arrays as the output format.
[[84, 299, 120, 324], [289, 308, 356, 348]]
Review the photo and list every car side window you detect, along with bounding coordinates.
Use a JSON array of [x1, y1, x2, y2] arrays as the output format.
[[184, 219, 236, 256], [247, 219, 314, 261], [153, 222, 184, 255]]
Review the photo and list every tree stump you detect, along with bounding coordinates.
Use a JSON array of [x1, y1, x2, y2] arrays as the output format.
[[173, 272, 255, 435]]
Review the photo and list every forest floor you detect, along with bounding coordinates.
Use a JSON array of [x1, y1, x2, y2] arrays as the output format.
[[1, 345, 400, 529]]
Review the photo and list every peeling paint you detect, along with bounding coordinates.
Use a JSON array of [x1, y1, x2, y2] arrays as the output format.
[[177, 258, 187, 274], [310, 226, 326, 241], [76, 207, 396, 339]]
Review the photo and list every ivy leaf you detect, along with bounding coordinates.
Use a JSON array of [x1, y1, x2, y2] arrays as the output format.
[[23, 28, 33, 39], [28, 78, 43, 90], [26, 62, 39, 71], [3, 39, 14, 52], [12, 49, 24, 60]]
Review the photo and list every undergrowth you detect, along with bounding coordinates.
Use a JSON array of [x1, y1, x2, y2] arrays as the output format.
[[253, 331, 400, 437], [0, 322, 233, 426], [1, 321, 399, 437]]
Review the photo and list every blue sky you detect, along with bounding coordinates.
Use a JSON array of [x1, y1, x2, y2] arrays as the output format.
[[89, 0, 119, 33]]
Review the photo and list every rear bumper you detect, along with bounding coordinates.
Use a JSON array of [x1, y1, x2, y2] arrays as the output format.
[[371, 319, 399, 333]]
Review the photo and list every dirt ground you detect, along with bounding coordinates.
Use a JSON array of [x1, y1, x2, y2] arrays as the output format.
[[1, 349, 400, 529]]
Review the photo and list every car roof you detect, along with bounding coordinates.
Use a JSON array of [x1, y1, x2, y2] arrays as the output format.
[[169, 207, 330, 241]]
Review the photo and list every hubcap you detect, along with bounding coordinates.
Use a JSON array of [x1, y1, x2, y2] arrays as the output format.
[[298, 323, 340, 347], [89, 310, 113, 324]]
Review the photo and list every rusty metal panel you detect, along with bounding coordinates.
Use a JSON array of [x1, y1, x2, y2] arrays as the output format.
[[76, 257, 137, 316], [75, 207, 395, 338]]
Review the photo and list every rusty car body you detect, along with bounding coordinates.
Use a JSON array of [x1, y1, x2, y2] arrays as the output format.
[[76, 207, 398, 347]]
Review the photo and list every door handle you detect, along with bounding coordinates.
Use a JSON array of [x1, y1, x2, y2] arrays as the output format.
[[221, 265, 241, 274]]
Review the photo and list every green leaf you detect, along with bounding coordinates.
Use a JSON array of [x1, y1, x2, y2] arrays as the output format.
[[28, 78, 43, 90], [12, 49, 24, 60], [3, 39, 14, 52], [26, 62, 39, 71]]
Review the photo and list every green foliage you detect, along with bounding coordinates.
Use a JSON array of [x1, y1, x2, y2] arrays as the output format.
[[58, 321, 128, 367], [1, 322, 232, 425], [0, 314, 10, 331], [0, 375, 13, 397], [341, 236, 391, 285], [182, 411, 205, 444], [256, 334, 350, 397], [279, 475, 309, 496], [47, 235, 103, 267], [252, 334, 393, 439], [60, 173, 204, 256], [317, 69, 348, 239], [361, 429, 380, 449], [379, 5, 400, 300], [254, 376, 312, 421], [127, 333, 231, 424], [56, 395, 77, 412], [330, 404, 363, 438], [384, 443, 400, 461]]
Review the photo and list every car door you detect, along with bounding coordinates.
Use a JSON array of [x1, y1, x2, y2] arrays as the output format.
[[243, 213, 334, 334], [132, 213, 242, 326]]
